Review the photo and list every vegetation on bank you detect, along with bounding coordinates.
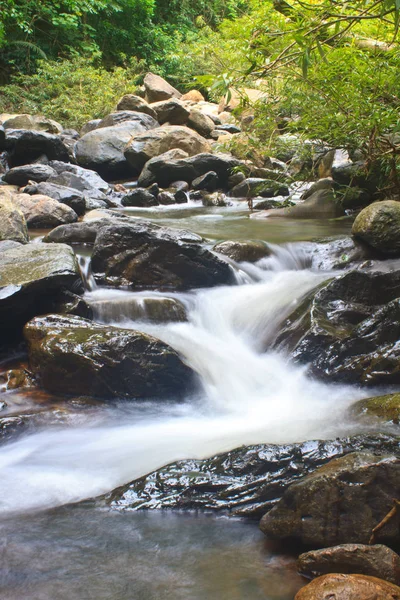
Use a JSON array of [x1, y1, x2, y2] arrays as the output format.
[[0, 0, 399, 191]]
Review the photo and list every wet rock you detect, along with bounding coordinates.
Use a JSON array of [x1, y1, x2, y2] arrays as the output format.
[[54, 290, 93, 320], [230, 178, 289, 198], [253, 198, 290, 211], [35, 182, 86, 216], [260, 452, 400, 547], [47, 171, 110, 205], [96, 111, 158, 131], [259, 189, 344, 219], [307, 236, 373, 270], [24, 314, 192, 399], [116, 95, 157, 119], [294, 573, 400, 600], [121, 188, 158, 207], [351, 393, 400, 425], [0, 194, 29, 243], [1, 368, 35, 391], [124, 126, 210, 172], [0, 243, 83, 341], [11, 193, 78, 228], [0, 415, 30, 445], [174, 190, 189, 204], [143, 72, 182, 103], [157, 191, 175, 205], [352, 201, 400, 255], [91, 222, 233, 290], [192, 171, 219, 192], [187, 109, 215, 138], [213, 240, 270, 262], [75, 122, 157, 180], [3, 164, 56, 186], [90, 295, 187, 324], [150, 99, 190, 125], [298, 544, 400, 584], [138, 152, 241, 188], [108, 434, 400, 516], [47, 161, 109, 192], [202, 192, 230, 207], [6, 130, 70, 166]]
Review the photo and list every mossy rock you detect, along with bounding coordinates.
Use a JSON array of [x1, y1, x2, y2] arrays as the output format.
[[352, 201, 400, 255], [351, 393, 400, 424]]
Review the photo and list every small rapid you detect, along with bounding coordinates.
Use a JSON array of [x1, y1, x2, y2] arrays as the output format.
[[0, 244, 366, 514]]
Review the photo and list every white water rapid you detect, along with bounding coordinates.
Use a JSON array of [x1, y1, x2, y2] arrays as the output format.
[[0, 246, 366, 514]]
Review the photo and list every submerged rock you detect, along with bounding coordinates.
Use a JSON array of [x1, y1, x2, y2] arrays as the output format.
[[91, 222, 233, 290], [107, 434, 400, 516], [298, 544, 400, 584], [260, 452, 400, 547], [24, 314, 192, 399], [352, 201, 400, 255], [295, 573, 400, 600]]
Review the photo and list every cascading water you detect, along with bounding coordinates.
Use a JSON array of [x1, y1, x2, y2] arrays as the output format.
[[0, 244, 366, 515]]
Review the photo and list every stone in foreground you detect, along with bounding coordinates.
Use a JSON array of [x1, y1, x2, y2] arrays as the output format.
[[260, 452, 400, 547], [295, 573, 400, 600], [298, 544, 400, 585], [352, 200, 400, 255], [24, 314, 192, 399]]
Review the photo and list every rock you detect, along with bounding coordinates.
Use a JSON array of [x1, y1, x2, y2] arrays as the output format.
[[0, 114, 62, 134], [47, 161, 109, 192], [44, 219, 112, 245], [305, 236, 373, 271], [24, 314, 192, 399], [351, 393, 400, 425], [124, 126, 210, 172], [75, 121, 157, 180], [260, 452, 400, 547], [181, 90, 205, 102], [352, 201, 400, 255], [340, 186, 371, 210], [213, 240, 270, 262], [0, 125, 5, 150], [174, 190, 188, 204], [253, 198, 288, 210], [108, 434, 400, 515], [121, 188, 158, 207], [80, 119, 101, 136], [138, 149, 189, 187], [215, 124, 241, 134], [116, 95, 157, 119], [218, 88, 268, 113], [143, 72, 182, 103], [6, 130, 70, 166], [157, 191, 176, 205], [187, 109, 215, 138], [150, 99, 190, 125], [230, 178, 289, 198], [0, 194, 29, 243], [3, 164, 56, 186], [12, 193, 78, 228], [91, 222, 233, 290], [228, 172, 246, 189], [36, 182, 86, 216], [192, 171, 219, 192], [202, 192, 230, 207], [295, 573, 400, 600], [0, 243, 83, 341], [298, 544, 400, 584], [96, 111, 158, 130], [169, 180, 189, 192], [255, 189, 345, 220], [138, 151, 241, 188], [90, 295, 187, 324], [331, 159, 378, 192], [301, 178, 335, 200]]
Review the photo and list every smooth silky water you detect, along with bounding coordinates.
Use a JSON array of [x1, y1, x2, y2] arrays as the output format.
[[0, 207, 371, 600]]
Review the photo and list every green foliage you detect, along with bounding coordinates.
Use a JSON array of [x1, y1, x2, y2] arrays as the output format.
[[0, 55, 146, 129]]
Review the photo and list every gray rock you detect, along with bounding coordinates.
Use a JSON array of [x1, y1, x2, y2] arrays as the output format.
[[150, 99, 190, 125], [0, 194, 29, 243], [96, 111, 158, 130], [6, 130, 70, 166], [48, 161, 109, 192], [143, 72, 182, 103], [352, 201, 400, 255], [36, 182, 86, 216], [116, 95, 157, 119], [230, 178, 290, 198], [3, 164, 56, 186], [80, 119, 101, 136], [187, 109, 215, 138], [192, 171, 219, 192]]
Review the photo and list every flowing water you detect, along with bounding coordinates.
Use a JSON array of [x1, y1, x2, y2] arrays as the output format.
[[0, 208, 371, 599]]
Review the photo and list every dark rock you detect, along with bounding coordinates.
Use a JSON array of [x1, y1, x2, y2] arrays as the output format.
[[3, 164, 56, 186], [192, 171, 219, 192], [227, 172, 246, 189], [298, 544, 400, 584], [108, 434, 400, 516], [157, 191, 175, 205], [54, 290, 93, 319], [121, 188, 159, 207], [230, 178, 289, 198], [150, 99, 190, 125], [91, 222, 233, 290], [48, 161, 109, 192], [36, 182, 86, 216], [215, 124, 241, 134], [253, 198, 289, 210], [260, 452, 400, 547], [174, 190, 189, 204], [147, 183, 159, 197], [352, 201, 400, 255], [24, 314, 192, 399], [340, 186, 371, 210], [213, 240, 270, 262], [116, 95, 157, 119], [0, 243, 83, 341], [295, 573, 400, 600], [90, 295, 187, 324], [332, 159, 379, 192], [0, 125, 5, 151], [143, 72, 182, 103], [187, 110, 215, 138], [6, 130, 70, 166]]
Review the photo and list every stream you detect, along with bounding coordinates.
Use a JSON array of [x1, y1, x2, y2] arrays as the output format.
[[0, 205, 374, 599]]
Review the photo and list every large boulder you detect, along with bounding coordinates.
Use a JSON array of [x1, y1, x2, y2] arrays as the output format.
[[47, 171, 109, 203], [116, 95, 157, 119], [260, 452, 400, 547], [150, 99, 190, 125], [0, 113, 62, 134], [24, 314, 192, 399], [352, 201, 400, 255], [230, 177, 289, 198], [187, 109, 215, 138], [96, 111, 158, 130], [36, 182, 86, 216], [3, 164, 56, 186], [48, 161, 109, 192], [253, 189, 344, 219], [75, 120, 157, 180], [295, 574, 400, 600], [0, 194, 29, 243], [0, 243, 82, 341], [11, 193, 78, 228], [124, 126, 210, 172], [5, 130, 70, 166], [91, 222, 233, 290], [143, 72, 182, 103], [138, 151, 241, 188], [298, 544, 400, 584]]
